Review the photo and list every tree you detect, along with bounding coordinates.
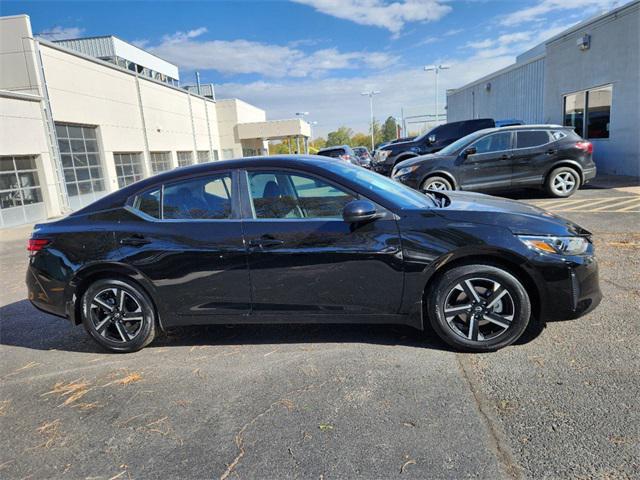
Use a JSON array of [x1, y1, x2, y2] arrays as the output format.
[[309, 137, 326, 153], [381, 116, 398, 142], [351, 133, 370, 148], [326, 126, 353, 147]]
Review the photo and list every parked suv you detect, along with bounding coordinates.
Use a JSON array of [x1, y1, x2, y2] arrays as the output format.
[[373, 118, 495, 176], [391, 125, 596, 198], [317, 145, 360, 166]]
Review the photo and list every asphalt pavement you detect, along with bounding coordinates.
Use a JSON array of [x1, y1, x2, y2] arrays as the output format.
[[1, 184, 638, 479]]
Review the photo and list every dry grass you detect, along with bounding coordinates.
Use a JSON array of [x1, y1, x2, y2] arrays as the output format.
[[42, 379, 91, 407], [103, 371, 143, 387], [4, 361, 42, 378], [0, 400, 10, 416], [32, 419, 62, 449]]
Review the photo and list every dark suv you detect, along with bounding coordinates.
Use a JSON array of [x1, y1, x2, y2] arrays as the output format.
[[373, 118, 495, 175], [391, 125, 596, 198]]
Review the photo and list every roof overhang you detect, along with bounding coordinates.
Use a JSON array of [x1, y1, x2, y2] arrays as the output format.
[[236, 119, 311, 140]]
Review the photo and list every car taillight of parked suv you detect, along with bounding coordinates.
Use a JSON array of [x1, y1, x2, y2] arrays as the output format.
[[391, 125, 596, 198]]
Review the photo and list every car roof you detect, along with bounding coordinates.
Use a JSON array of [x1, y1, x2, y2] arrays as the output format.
[[472, 124, 567, 136]]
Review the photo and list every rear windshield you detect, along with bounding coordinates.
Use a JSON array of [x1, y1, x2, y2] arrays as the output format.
[[319, 149, 345, 158]]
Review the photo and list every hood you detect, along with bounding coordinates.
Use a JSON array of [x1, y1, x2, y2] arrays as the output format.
[[426, 191, 591, 237]]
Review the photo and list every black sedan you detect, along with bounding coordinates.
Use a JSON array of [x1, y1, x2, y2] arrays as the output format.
[[26, 156, 601, 353], [391, 125, 597, 198]]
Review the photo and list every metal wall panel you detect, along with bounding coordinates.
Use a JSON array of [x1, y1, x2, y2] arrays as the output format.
[[54, 36, 115, 59], [446, 57, 545, 124]]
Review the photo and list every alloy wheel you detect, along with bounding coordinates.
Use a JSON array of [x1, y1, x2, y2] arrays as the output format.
[[551, 171, 577, 195], [425, 180, 450, 191], [89, 287, 145, 343], [443, 277, 515, 342]]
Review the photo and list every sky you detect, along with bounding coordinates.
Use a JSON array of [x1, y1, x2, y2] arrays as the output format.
[[1, 0, 624, 137]]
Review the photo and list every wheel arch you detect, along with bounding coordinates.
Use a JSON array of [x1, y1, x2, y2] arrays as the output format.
[[66, 263, 163, 330], [419, 170, 458, 189], [420, 251, 542, 324], [545, 160, 584, 185]]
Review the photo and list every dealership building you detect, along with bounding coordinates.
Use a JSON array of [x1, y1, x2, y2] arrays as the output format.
[[0, 15, 311, 228], [446, 0, 639, 179]]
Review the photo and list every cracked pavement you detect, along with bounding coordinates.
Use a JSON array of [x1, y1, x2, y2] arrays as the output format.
[[1, 186, 638, 479]]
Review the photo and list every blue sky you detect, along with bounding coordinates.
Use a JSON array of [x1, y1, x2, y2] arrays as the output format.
[[2, 0, 623, 136]]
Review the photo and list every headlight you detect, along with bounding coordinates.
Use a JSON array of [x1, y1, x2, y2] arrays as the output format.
[[374, 150, 391, 163], [518, 235, 590, 255], [393, 165, 419, 177]]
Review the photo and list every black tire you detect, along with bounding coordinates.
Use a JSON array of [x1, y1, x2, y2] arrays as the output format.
[[545, 166, 580, 198], [81, 278, 156, 353], [421, 175, 453, 192], [427, 264, 531, 352]]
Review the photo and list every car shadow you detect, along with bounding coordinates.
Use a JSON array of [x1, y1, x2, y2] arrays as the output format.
[[0, 299, 545, 355]]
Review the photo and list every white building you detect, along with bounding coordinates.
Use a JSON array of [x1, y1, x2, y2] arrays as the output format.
[[446, 0, 640, 179], [0, 15, 310, 228]]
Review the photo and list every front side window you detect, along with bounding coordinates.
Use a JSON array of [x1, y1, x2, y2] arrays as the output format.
[[150, 152, 172, 173], [56, 123, 105, 198], [586, 86, 611, 139], [470, 132, 512, 154], [516, 131, 551, 149], [163, 173, 232, 220], [248, 171, 355, 219], [564, 92, 586, 137]]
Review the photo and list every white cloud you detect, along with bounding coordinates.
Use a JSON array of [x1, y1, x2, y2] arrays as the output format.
[[215, 54, 513, 137], [36, 26, 85, 41], [147, 28, 398, 78], [500, 0, 618, 26], [292, 0, 452, 34]]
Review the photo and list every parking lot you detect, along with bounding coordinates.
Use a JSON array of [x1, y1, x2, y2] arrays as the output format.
[[1, 184, 638, 479]]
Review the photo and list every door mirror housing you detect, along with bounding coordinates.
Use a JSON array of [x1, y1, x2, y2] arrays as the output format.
[[463, 146, 477, 158], [343, 200, 378, 223], [428, 134, 436, 144]]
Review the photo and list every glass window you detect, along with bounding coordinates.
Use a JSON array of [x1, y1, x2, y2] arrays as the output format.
[[222, 149, 234, 160], [469, 132, 512, 154], [248, 171, 355, 219], [0, 156, 43, 210], [197, 151, 210, 163], [563, 92, 585, 137], [114, 153, 144, 188], [163, 173, 232, 220], [586, 86, 611, 139], [55, 123, 105, 198], [516, 130, 551, 149], [177, 151, 194, 167], [213, 150, 219, 161], [134, 188, 160, 219], [150, 152, 171, 173]]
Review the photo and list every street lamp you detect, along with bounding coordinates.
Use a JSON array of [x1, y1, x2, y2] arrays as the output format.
[[361, 90, 381, 150], [424, 65, 450, 124]]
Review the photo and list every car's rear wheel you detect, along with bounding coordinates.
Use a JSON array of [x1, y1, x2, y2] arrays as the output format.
[[81, 278, 156, 353], [546, 167, 580, 197], [427, 264, 531, 352], [421, 176, 453, 191]]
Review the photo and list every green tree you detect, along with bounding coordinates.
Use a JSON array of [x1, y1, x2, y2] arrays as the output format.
[[381, 116, 398, 142], [309, 137, 326, 153], [326, 126, 353, 147], [351, 133, 370, 148]]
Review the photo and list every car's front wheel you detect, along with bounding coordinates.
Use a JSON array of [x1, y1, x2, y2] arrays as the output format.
[[427, 264, 531, 352], [81, 278, 156, 353], [421, 176, 453, 191]]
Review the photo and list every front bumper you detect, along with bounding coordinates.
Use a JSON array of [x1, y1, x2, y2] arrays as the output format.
[[535, 254, 602, 321], [372, 162, 393, 176]]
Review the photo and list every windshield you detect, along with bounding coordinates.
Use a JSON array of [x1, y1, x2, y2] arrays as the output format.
[[437, 130, 486, 155], [324, 161, 435, 208]]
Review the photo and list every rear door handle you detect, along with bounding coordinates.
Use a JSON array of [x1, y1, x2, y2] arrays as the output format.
[[120, 234, 151, 247], [500, 154, 511, 160], [248, 237, 284, 249], [546, 149, 557, 155]]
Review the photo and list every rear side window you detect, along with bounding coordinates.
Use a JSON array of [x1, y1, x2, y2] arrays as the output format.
[[163, 173, 232, 220], [134, 189, 160, 219], [516, 130, 551, 148]]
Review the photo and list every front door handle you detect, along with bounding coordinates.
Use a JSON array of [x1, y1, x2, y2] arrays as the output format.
[[500, 154, 511, 160], [120, 234, 151, 247], [546, 149, 557, 155], [248, 236, 284, 249]]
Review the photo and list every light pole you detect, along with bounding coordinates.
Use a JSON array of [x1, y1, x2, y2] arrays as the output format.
[[424, 65, 450, 124], [361, 90, 381, 150]]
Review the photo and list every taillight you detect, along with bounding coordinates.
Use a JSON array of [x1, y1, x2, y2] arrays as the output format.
[[27, 238, 49, 252], [576, 141, 593, 154]]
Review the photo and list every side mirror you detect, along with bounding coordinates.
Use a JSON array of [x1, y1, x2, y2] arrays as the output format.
[[343, 200, 378, 223], [428, 134, 436, 144], [463, 146, 477, 158]]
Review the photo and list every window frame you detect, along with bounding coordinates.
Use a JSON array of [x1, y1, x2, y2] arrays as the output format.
[[563, 83, 612, 141], [126, 169, 241, 222], [466, 131, 514, 156], [239, 167, 366, 222]]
